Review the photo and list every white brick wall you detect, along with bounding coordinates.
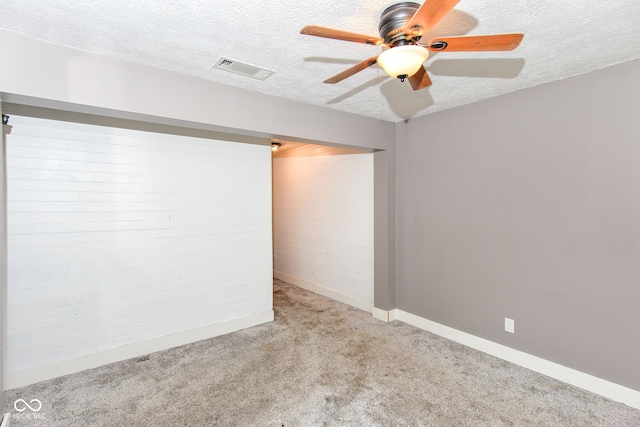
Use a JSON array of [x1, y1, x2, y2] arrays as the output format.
[[5, 115, 273, 380], [273, 154, 374, 309]]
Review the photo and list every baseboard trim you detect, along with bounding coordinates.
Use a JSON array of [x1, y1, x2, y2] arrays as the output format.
[[274, 271, 373, 313], [396, 309, 640, 410], [4, 310, 274, 390], [372, 307, 398, 322], [371, 307, 389, 322]]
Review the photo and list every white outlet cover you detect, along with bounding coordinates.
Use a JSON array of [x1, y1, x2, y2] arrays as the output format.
[[505, 318, 515, 333]]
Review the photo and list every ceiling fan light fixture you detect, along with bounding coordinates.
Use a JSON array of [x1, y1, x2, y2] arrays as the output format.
[[377, 45, 430, 80]]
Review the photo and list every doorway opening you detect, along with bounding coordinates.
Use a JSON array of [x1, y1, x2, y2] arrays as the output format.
[[271, 140, 375, 312]]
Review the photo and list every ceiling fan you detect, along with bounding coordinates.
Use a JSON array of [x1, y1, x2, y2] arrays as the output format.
[[301, 0, 524, 90]]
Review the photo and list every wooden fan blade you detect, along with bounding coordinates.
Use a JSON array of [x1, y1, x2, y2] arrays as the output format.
[[301, 25, 384, 45], [408, 66, 432, 90], [323, 56, 379, 84], [428, 34, 524, 52], [406, 0, 460, 34]]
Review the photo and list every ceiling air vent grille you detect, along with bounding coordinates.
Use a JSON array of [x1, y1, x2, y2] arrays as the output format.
[[213, 57, 274, 81]]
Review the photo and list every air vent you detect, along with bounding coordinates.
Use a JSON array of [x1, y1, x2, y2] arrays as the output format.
[[213, 57, 274, 81]]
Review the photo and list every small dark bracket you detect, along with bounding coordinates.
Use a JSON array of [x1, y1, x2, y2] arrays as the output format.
[[430, 40, 448, 51]]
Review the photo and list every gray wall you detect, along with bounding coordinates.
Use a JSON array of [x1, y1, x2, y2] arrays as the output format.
[[397, 59, 640, 390], [374, 148, 396, 311]]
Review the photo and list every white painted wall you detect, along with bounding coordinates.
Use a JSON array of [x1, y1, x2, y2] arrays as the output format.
[[273, 154, 374, 310], [0, 100, 6, 407], [5, 115, 273, 386]]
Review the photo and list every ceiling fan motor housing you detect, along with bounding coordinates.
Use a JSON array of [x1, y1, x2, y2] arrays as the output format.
[[378, 1, 420, 45]]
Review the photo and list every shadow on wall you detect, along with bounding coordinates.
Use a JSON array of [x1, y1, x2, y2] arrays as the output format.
[[380, 57, 526, 120], [381, 79, 435, 120]]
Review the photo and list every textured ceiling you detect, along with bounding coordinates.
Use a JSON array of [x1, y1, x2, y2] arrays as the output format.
[[1, 1, 640, 122]]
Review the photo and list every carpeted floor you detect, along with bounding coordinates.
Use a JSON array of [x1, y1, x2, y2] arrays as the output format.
[[4, 279, 640, 426]]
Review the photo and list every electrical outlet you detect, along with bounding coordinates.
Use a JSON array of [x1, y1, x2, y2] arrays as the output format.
[[504, 317, 515, 333]]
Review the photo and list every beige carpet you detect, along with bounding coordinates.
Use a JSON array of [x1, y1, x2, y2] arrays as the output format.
[[4, 279, 640, 426]]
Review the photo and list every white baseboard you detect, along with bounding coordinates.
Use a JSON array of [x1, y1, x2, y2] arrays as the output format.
[[4, 310, 274, 390], [371, 307, 389, 322], [274, 271, 373, 313], [372, 307, 398, 322], [396, 309, 640, 410]]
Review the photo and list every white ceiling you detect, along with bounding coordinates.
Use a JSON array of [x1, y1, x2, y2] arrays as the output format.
[[2, 1, 640, 122]]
